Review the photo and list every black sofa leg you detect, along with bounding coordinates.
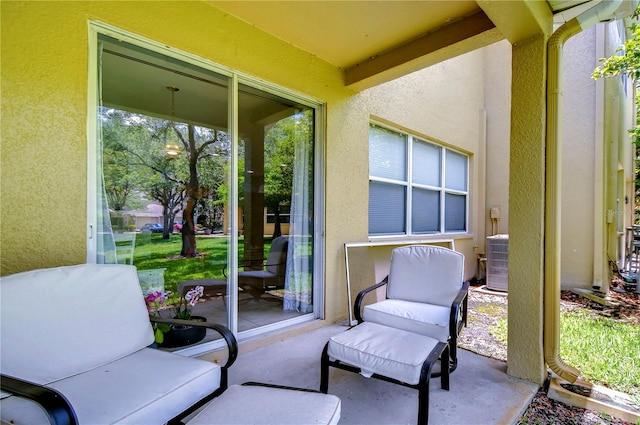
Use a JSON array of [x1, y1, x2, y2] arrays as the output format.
[[320, 342, 329, 393]]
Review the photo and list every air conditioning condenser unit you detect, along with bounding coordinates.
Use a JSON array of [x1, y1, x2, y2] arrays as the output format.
[[486, 234, 509, 292]]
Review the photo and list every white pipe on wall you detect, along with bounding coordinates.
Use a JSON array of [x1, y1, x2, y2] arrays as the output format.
[[545, 0, 624, 383]]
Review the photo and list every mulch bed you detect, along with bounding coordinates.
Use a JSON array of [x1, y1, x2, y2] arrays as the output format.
[[462, 280, 639, 425], [560, 277, 639, 325]]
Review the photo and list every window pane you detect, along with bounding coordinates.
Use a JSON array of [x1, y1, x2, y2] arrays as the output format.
[[412, 139, 441, 186], [411, 188, 440, 233], [369, 182, 406, 234], [445, 193, 466, 232], [445, 150, 468, 191], [369, 125, 406, 181]]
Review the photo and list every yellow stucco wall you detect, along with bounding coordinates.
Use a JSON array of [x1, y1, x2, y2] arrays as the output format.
[[1, 0, 559, 387], [1, 0, 490, 325], [507, 34, 547, 385], [0, 1, 360, 327]]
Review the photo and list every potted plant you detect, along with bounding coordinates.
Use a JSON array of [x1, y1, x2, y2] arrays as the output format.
[[144, 290, 172, 345], [145, 286, 207, 348]]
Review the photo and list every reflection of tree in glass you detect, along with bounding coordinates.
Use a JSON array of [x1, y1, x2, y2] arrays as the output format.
[[264, 110, 313, 238], [100, 108, 230, 255]]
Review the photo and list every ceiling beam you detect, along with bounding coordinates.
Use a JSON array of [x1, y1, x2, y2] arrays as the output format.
[[477, 0, 553, 43], [344, 9, 499, 91]]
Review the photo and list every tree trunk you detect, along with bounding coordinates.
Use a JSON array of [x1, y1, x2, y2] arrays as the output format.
[[180, 125, 200, 256], [272, 203, 282, 238]]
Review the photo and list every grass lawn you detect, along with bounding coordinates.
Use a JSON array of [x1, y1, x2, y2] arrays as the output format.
[[493, 308, 639, 402], [559, 309, 640, 398], [133, 233, 270, 295]]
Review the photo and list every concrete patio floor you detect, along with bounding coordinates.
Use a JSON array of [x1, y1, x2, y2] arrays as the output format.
[[223, 323, 539, 425]]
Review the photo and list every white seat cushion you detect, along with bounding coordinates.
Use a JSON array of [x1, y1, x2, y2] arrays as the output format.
[[363, 299, 450, 342], [328, 322, 440, 385], [48, 348, 220, 424], [0, 394, 51, 425], [187, 384, 341, 425]]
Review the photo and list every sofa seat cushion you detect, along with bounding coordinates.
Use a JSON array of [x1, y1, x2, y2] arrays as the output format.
[[48, 348, 220, 425], [0, 392, 51, 425], [363, 299, 450, 342], [327, 322, 441, 385], [187, 384, 341, 425]]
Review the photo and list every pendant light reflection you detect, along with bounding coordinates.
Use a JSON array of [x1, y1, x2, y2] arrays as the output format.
[[166, 86, 181, 158]]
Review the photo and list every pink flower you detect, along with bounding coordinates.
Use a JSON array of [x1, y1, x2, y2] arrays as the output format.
[[145, 290, 172, 314]]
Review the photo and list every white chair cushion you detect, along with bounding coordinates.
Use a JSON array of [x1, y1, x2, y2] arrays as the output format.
[[387, 245, 463, 307], [0, 394, 51, 425], [187, 384, 341, 425], [328, 322, 440, 385], [1, 264, 154, 384], [47, 348, 220, 424], [362, 299, 450, 342]]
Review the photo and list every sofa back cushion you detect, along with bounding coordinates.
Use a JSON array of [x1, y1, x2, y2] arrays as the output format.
[[1, 264, 154, 384], [387, 245, 464, 307]]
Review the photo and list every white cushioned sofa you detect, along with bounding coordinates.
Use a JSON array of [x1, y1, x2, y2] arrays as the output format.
[[0, 264, 238, 425]]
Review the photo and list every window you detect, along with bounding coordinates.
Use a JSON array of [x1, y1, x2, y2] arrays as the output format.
[[368, 123, 468, 236]]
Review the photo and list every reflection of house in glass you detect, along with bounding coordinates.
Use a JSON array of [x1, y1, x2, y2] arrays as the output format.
[[118, 203, 177, 231]]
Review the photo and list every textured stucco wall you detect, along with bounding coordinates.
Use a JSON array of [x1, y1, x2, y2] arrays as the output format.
[[484, 41, 512, 240], [1, 2, 90, 271], [0, 1, 485, 326], [354, 49, 492, 292], [0, 1, 351, 319], [560, 23, 634, 290], [562, 28, 597, 288], [507, 35, 547, 385]]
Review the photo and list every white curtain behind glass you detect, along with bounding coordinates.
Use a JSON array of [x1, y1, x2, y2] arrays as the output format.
[[283, 110, 313, 313], [96, 40, 116, 264]]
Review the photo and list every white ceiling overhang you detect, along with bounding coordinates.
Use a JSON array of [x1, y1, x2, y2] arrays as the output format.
[[102, 1, 636, 125]]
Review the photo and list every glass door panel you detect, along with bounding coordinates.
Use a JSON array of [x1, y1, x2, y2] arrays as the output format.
[[97, 34, 231, 346], [95, 31, 318, 348], [236, 84, 314, 332]]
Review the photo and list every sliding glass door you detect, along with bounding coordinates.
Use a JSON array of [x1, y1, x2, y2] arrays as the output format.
[[90, 27, 320, 349]]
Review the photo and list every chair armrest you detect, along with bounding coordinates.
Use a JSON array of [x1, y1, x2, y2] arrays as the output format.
[[354, 276, 389, 324], [449, 281, 470, 338], [0, 374, 78, 425], [149, 317, 238, 390]]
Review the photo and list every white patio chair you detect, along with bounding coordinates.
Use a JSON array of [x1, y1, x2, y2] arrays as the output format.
[[354, 245, 469, 374], [224, 236, 289, 300]]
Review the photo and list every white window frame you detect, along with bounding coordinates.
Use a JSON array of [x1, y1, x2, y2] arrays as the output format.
[[368, 122, 469, 237]]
